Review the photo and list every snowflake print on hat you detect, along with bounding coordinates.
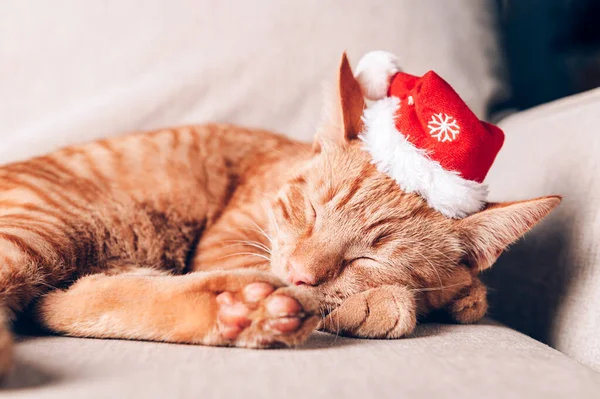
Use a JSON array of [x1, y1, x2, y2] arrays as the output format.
[[428, 113, 460, 142]]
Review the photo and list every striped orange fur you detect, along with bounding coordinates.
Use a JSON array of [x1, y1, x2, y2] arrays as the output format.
[[0, 54, 560, 376]]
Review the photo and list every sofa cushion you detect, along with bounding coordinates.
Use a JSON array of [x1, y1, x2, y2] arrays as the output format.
[[485, 87, 600, 371], [4, 320, 600, 398], [0, 0, 505, 164]]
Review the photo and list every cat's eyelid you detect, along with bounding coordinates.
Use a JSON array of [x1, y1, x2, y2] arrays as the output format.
[[354, 256, 377, 262], [370, 229, 394, 248], [347, 256, 380, 267]]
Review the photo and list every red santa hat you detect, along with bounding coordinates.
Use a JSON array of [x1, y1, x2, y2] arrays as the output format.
[[354, 51, 505, 218]]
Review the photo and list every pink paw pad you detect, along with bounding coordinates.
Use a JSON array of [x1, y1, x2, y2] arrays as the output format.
[[216, 284, 306, 341], [243, 282, 275, 302], [265, 317, 302, 333], [264, 295, 303, 334], [266, 295, 302, 316], [216, 292, 252, 340]]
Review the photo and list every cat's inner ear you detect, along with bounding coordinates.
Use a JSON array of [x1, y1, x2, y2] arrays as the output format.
[[458, 196, 561, 272], [315, 52, 365, 151], [337, 52, 365, 141]]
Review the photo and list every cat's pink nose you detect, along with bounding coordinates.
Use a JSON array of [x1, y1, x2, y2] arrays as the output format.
[[288, 271, 317, 286], [287, 262, 317, 286]]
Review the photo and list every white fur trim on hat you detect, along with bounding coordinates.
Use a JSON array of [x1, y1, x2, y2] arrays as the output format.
[[354, 51, 401, 101], [359, 97, 488, 219]]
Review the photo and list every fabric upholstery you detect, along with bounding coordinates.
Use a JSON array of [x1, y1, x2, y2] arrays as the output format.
[[485, 87, 600, 371], [3, 1, 598, 395], [4, 320, 600, 398], [0, 0, 504, 165]]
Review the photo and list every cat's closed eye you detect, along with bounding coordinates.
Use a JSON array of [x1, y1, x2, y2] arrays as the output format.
[[349, 256, 376, 264], [346, 256, 383, 269], [370, 229, 395, 248]]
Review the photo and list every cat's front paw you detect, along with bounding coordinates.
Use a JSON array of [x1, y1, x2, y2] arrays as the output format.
[[215, 282, 319, 348], [448, 278, 488, 324], [320, 285, 416, 339]]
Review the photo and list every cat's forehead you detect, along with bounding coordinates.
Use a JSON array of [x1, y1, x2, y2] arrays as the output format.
[[304, 145, 377, 186], [298, 146, 435, 220]]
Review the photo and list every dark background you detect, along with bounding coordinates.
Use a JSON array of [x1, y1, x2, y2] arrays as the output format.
[[498, 0, 600, 111]]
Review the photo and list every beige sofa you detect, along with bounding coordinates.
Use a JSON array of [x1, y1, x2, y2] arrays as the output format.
[[2, 1, 599, 397]]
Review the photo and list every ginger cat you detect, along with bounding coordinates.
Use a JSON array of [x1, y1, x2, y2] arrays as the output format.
[[0, 54, 559, 375]]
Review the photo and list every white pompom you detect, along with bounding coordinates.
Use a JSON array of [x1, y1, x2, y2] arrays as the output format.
[[354, 51, 401, 101]]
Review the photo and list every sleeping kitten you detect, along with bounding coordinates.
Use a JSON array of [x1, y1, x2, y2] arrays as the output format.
[[0, 54, 559, 374]]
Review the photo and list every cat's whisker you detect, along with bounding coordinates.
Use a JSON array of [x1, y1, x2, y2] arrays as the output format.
[[373, 257, 416, 280], [261, 200, 282, 238], [410, 282, 465, 293], [264, 144, 297, 159], [289, 140, 311, 156], [222, 240, 272, 254], [216, 252, 271, 262], [247, 219, 274, 245], [228, 205, 274, 246], [332, 304, 341, 341], [217, 243, 270, 255], [37, 280, 60, 290], [265, 141, 311, 160], [422, 245, 458, 264], [413, 248, 445, 293], [237, 227, 273, 244]]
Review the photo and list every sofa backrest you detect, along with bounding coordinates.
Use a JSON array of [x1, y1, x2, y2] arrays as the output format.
[[485, 88, 600, 371], [0, 0, 504, 163]]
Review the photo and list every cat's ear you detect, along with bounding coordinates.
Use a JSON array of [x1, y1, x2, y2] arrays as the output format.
[[336, 52, 365, 140], [458, 196, 561, 272], [314, 52, 365, 152]]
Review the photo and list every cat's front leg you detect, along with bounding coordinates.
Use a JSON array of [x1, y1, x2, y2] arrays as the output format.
[[35, 268, 319, 348], [319, 285, 416, 339]]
